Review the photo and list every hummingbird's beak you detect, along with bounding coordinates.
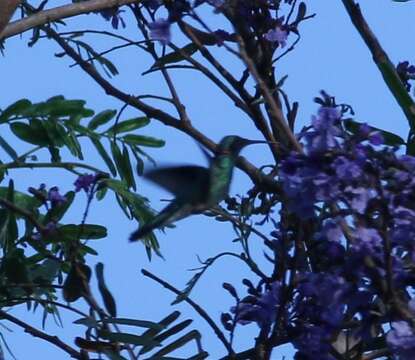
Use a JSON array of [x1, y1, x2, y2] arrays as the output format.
[[240, 138, 275, 146]]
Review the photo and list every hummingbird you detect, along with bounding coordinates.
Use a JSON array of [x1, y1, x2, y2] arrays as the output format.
[[129, 135, 270, 241]]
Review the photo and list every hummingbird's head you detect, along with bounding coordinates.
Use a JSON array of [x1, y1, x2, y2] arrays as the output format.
[[218, 135, 269, 157]]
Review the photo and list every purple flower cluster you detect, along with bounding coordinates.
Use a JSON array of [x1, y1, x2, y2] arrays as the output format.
[[387, 321, 415, 359], [144, 0, 297, 50], [224, 103, 415, 358], [47, 186, 66, 207], [397, 61, 415, 92], [280, 106, 387, 218], [279, 105, 415, 357], [231, 281, 282, 332], [74, 173, 98, 193], [148, 19, 172, 45]]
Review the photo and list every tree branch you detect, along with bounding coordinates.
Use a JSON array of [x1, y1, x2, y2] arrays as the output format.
[[44, 25, 281, 193], [1, 0, 138, 40], [341, 0, 415, 130], [0, 309, 82, 359], [0, 0, 21, 36]]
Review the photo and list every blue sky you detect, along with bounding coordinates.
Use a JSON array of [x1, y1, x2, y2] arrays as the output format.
[[2, 1, 415, 359]]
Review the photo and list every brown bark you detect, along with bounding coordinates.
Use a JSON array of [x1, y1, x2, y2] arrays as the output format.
[[0, 0, 21, 37], [0, 0, 138, 40]]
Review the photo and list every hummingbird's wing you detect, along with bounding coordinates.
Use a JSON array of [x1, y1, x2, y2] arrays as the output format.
[[130, 200, 192, 241], [145, 165, 210, 198]]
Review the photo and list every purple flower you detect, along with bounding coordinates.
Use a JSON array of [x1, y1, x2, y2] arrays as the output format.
[[399, 154, 415, 171], [74, 174, 97, 193], [319, 220, 343, 242], [313, 172, 340, 202], [264, 27, 288, 47], [359, 123, 371, 137], [232, 282, 282, 331], [298, 273, 347, 307], [368, 132, 384, 145], [305, 107, 342, 154], [345, 186, 374, 214], [32, 221, 57, 240], [397, 61, 415, 92], [297, 273, 348, 329], [358, 123, 384, 145], [353, 227, 383, 256], [149, 19, 171, 45], [387, 321, 415, 359], [47, 187, 66, 207], [293, 325, 334, 359], [332, 156, 362, 180]]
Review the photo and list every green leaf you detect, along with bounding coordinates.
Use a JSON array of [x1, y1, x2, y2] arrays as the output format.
[[63, 264, 91, 302], [73, 317, 99, 327], [140, 311, 181, 344], [111, 141, 135, 188], [99, 331, 159, 347], [140, 320, 193, 355], [98, 55, 120, 77], [0, 209, 18, 250], [0, 135, 18, 160], [96, 186, 108, 201], [40, 121, 66, 148], [150, 330, 202, 358], [79, 243, 99, 256], [10, 122, 49, 146], [66, 131, 84, 159], [73, 40, 119, 77], [152, 43, 198, 68], [89, 137, 117, 176], [130, 147, 145, 176], [65, 122, 93, 136], [95, 263, 117, 317], [3, 249, 29, 284], [122, 135, 165, 148], [32, 259, 60, 283], [104, 318, 164, 330], [122, 145, 136, 190], [88, 110, 117, 130], [0, 99, 32, 123], [59, 224, 107, 240], [0, 187, 41, 212], [37, 97, 94, 118], [344, 119, 406, 147], [105, 179, 161, 256], [105, 117, 150, 136]]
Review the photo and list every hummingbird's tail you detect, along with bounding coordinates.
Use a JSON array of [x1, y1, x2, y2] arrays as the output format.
[[129, 201, 186, 241]]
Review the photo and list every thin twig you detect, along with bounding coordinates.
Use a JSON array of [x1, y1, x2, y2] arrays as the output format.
[[237, 36, 302, 153], [141, 269, 235, 357], [3, 161, 106, 174]]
